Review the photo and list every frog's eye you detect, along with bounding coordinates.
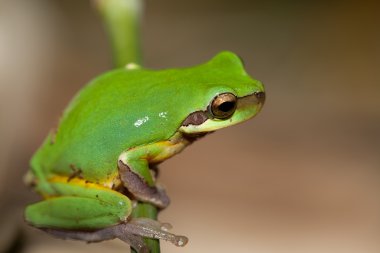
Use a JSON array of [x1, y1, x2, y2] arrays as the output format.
[[209, 92, 237, 119]]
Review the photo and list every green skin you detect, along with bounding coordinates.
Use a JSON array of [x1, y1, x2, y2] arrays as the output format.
[[25, 51, 265, 243]]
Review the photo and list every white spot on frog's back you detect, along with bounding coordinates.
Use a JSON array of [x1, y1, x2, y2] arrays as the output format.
[[134, 116, 149, 128], [158, 111, 168, 119]]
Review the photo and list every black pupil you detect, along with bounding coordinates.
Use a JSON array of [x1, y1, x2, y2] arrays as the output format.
[[218, 101, 235, 112]]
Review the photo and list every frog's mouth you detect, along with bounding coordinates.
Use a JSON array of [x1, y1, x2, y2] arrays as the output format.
[[179, 91, 265, 134]]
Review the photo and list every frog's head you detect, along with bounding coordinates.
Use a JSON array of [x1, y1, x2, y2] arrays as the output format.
[[179, 51, 265, 135]]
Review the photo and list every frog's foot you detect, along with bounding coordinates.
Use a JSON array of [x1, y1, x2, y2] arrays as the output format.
[[118, 160, 170, 209], [42, 218, 188, 253], [126, 218, 188, 247]]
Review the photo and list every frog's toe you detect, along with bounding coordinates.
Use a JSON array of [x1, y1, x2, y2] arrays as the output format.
[[124, 218, 188, 247], [113, 226, 149, 253]]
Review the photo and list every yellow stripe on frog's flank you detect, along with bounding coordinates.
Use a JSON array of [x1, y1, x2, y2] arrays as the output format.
[[48, 175, 122, 194]]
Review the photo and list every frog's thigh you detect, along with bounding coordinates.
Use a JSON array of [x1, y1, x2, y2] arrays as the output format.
[[25, 180, 132, 230]]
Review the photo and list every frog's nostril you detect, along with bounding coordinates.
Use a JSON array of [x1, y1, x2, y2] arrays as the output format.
[[254, 91, 266, 104]]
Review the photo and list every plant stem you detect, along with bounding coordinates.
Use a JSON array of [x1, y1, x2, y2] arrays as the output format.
[[131, 203, 160, 253], [94, 0, 142, 67], [94, 1, 160, 252]]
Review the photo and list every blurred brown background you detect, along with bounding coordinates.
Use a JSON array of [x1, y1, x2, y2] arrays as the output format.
[[0, 0, 379, 252]]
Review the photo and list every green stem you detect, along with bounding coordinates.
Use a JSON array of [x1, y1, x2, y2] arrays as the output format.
[[94, 1, 160, 253], [131, 203, 160, 253], [94, 0, 142, 67]]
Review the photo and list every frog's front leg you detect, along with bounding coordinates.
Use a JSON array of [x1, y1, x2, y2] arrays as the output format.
[[118, 132, 191, 209]]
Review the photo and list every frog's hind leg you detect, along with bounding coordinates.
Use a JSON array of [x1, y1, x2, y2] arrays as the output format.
[[43, 218, 188, 253], [25, 179, 142, 250], [25, 178, 132, 230], [25, 179, 188, 253]]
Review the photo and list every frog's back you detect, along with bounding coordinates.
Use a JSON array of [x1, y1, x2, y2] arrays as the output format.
[[31, 52, 258, 184], [31, 68, 188, 184]]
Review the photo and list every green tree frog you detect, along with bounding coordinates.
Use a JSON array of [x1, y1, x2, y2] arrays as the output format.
[[24, 51, 265, 252]]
